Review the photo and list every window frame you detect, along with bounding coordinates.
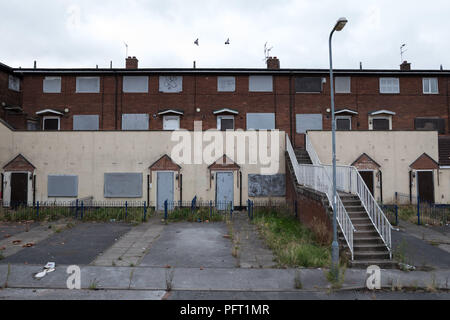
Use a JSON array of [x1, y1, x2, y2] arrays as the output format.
[[369, 116, 392, 131], [217, 76, 236, 92], [217, 115, 235, 131], [42, 116, 61, 131], [248, 75, 273, 92], [335, 115, 352, 130], [334, 76, 351, 94], [43, 76, 62, 93], [122, 76, 149, 93], [379, 77, 400, 94], [163, 115, 180, 131], [422, 78, 439, 94], [8, 75, 20, 92]]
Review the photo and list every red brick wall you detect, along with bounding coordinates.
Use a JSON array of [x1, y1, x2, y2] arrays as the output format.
[[3, 71, 449, 143]]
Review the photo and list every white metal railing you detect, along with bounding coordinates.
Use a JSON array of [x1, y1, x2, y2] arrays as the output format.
[[305, 134, 321, 165], [287, 135, 355, 259], [324, 164, 393, 257]]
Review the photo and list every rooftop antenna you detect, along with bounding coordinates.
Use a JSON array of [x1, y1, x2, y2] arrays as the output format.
[[124, 42, 128, 57], [263, 42, 273, 62], [400, 43, 407, 64]]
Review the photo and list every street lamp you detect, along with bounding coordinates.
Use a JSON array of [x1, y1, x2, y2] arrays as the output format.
[[329, 17, 347, 278]]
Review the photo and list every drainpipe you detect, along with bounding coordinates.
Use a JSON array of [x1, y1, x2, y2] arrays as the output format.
[[114, 71, 118, 130]]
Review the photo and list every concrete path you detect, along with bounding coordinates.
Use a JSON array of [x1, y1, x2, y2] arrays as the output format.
[[1, 264, 449, 292], [0, 223, 56, 259], [139, 221, 236, 268], [91, 217, 165, 267], [232, 212, 276, 268]]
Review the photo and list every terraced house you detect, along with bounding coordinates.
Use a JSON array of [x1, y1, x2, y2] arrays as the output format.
[[1, 56, 449, 266]]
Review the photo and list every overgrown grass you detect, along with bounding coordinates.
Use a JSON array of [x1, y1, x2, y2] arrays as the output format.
[[252, 206, 331, 268], [0, 205, 153, 224], [166, 206, 225, 222]]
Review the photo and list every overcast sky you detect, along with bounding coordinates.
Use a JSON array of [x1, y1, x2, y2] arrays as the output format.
[[1, 0, 449, 70]]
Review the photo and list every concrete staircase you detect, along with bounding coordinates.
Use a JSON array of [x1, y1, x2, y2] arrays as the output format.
[[289, 148, 395, 269]]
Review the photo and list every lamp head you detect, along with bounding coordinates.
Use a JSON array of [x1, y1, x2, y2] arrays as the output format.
[[334, 17, 348, 31]]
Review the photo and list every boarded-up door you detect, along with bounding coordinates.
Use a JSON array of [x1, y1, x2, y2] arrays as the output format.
[[11, 172, 28, 206], [359, 171, 374, 196], [157, 172, 174, 210], [417, 171, 434, 203], [216, 172, 234, 210]]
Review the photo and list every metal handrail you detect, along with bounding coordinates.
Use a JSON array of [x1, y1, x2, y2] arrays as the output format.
[[305, 133, 321, 165], [286, 135, 355, 259]]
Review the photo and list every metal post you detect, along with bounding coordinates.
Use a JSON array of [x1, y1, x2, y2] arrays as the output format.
[[417, 196, 420, 225], [329, 27, 339, 277], [36, 201, 39, 220], [144, 201, 147, 221], [75, 199, 78, 219], [209, 200, 212, 219], [395, 205, 398, 226], [81, 201, 84, 220], [164, 199, 168, 221], [125, 201, 128, 220], [230, 201, 233, 219]]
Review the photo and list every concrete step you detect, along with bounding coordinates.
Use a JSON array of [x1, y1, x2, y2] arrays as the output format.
[[343, 236, 384, 245], [349, 259, 397, 269], [353, 251, 390, 260], [345, 206, 367, 212], [352, 223, 376, 231], [354, 230, 380, 238], [343, 243, 389, 252]]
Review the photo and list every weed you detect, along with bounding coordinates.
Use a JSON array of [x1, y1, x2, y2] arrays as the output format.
[[231, 245, 239, 258], [426, 274, 438, 292], [118, 257, 122, 261], [393, 239, 409, 266], [129, 263, 135, 267], [88, 278, 100, 290], [165, 268, 175, 292], [326, 264, 346, 290], [0, 253, 4, 261], [294, 270, 303, 289]]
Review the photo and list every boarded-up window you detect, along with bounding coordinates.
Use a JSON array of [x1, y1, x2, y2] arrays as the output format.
[[415, 118, 445, 134], [8, 75, 20, 91], [217, 76, 235, 92], [379, 78, 399, 94], [73, 115, 99, 131], [296, 114, 323, 133], [104, 173, 142, 198], [123, 76, 148, 93], [335, 77, 351, 93], [43, 77, 61, 93], [248, 174, 285, 197], [159, 76, 182, 93], [246, 113, 275, 130], [121, 114, 149, 130], [48, 175, 78, 197], [249, 76, 273, 92], [76, 77, 100, 93], [295, 77, 322, 93]]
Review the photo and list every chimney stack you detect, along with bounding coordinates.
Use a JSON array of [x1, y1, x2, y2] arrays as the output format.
[[400, 60, 411, 71], [126, 56, 138, 69], [266, 56, 280, 69]]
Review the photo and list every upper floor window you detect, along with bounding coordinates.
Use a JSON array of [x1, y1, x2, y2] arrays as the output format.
[[295, 77, 322, 93], [335, 77, 351, 93], [414, 117, 445, 134], [76, 77, 100, 93], [159, 76, 182, 93], [43, 77, 61, 93], [249, 75, 273, 92], [379, 78, 399, 94], [8, 75, 20, 92], [246, 113, 275, 130], [123, 76, 148, 93], [423, 78, 438, 94], [217, 76, 235, 92]]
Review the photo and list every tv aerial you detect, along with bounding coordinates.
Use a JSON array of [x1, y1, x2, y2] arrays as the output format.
[[263, 42, 273, 61], [400, 43, 407, 63]]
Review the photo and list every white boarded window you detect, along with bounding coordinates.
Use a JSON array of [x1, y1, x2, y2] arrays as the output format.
[[335, 77, 351, 93], [8, 75, 20, 91], [76, 77, 100, 93], [48, 175, 78, 197], [217, 76, 235, 92], [246, 113, 275, 130], [43, 77, 61, 93], [423, 78, 438, 94], [379, 78, 399, 94], [296, 114, 323, 133], [123, 76, 148, 93], [121, 113, 149, 130], [73, 115, 99, 130], [249, 75, 273, 92], [163, 115, 180, 130], [159, 76, 182, 93]]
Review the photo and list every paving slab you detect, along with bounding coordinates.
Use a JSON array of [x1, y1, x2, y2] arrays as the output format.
[[91, 217, 164, 267], [139, 222, 236, 268], [0, 222, 132, 265]]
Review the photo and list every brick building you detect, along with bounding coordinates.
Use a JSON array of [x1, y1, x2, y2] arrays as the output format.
[[0, 57, 449, 148]]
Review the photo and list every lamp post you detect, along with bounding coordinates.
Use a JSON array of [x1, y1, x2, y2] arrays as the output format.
[[329, 17, 347, 278]]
